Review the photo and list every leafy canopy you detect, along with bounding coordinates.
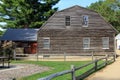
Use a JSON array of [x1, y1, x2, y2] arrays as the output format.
[[88, 0, 120, 32], [0, 0, 60, 28]]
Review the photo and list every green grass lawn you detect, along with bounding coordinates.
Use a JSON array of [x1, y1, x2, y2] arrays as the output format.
[[12, 60, 93, 80]]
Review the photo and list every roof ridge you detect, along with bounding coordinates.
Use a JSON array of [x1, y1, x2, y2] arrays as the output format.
[[58, 5, 98, 13]]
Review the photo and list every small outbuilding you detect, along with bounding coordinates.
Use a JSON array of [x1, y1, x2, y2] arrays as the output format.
[[1, 28, 39, 54], [115, 33, 120, 54]]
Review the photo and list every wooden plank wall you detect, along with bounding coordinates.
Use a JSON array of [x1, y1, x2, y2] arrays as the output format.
[[38, 6, 116, 55], [38, 29, 115, 55]]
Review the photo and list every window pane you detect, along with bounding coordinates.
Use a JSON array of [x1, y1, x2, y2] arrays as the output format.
[[103, 39, 108, 43], [66, 16, 70, 21], [83, 38, 90, 49], [83, 44, 89, 49], [43, 38, 50, 49], [103, 44, 109, 49], [66, 22, 70, 26], [83, 39, 89, 43], [83, 16, 88, 21], [65, 16, 70, 26], [44, 39, 49, 43], [43, 44, 50, 49], [82, 15, 89, 26], [102, 37, 109, 49]]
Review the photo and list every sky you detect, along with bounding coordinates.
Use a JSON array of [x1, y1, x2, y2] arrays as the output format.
[[54, 0, 99, 10]]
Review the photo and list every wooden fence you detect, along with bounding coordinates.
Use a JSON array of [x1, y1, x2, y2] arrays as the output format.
[[38, 55, 115, 80]]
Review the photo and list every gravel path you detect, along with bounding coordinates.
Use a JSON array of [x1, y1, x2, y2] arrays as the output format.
[[0, 64, 50, 80]]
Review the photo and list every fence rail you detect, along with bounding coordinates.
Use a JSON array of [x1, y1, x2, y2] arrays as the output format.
[[38, 54, 115, 80]]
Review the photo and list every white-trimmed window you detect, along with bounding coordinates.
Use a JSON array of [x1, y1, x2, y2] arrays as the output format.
[[43, 37, 50, 49], [83, 38, 90, 49], [102, 37, 109, 49], [82, 15, 89, 27], [65, 16, 70, 26]]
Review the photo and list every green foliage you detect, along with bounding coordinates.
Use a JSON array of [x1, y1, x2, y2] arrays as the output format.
[[0, 43, 14, 58], [88, 0, 120, 32], [0, 0, 60, 28], [0, 30, 4, 36]]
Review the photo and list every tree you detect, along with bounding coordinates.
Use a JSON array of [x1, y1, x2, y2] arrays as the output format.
[[0, 30, 3, 36], [88, 0, 120, 32], [0, 0, 60, 28]]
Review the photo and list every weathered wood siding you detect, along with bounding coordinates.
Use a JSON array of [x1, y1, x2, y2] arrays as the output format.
[[38, 29, 115, 55], [38, 5, 117, 55], [41, 6, 116, 31]]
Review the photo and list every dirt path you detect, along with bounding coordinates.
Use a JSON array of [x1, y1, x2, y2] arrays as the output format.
[[85, 57, 120, 80]]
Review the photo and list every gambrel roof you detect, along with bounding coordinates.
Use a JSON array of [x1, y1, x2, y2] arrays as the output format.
[[40, 5, 118, 33]]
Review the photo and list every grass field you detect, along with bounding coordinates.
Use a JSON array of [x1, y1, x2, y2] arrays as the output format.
[[12, 60, 93, 80]]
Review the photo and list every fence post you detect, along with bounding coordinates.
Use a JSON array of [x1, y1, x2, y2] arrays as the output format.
[[13, 49, 16, 60], [92, 51, 94, 61], [105, 54, 108, 65], [94, 59, 97, 71], [64, 52, 66, 61], [36, 53, 39, 61], [113, 54, 116, 62], [71, 65, 76, 80]]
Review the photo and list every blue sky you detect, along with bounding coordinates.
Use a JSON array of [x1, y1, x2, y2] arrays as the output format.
[[54, 0, 99, 10]]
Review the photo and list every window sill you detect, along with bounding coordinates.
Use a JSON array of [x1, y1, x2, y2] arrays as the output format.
[[82, 26, 88, 27], [43, 48, 50, 49], [83, 48, 90, 49], [102, 48, 109, 49]]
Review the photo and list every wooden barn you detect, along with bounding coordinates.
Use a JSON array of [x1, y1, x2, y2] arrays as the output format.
[[37, 5, 118, 57], [1, 29, 38, 55], [38, 5, 117, 55]]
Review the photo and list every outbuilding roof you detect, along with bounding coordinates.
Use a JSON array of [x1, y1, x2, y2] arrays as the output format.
[[1, 29, 39, 41]]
